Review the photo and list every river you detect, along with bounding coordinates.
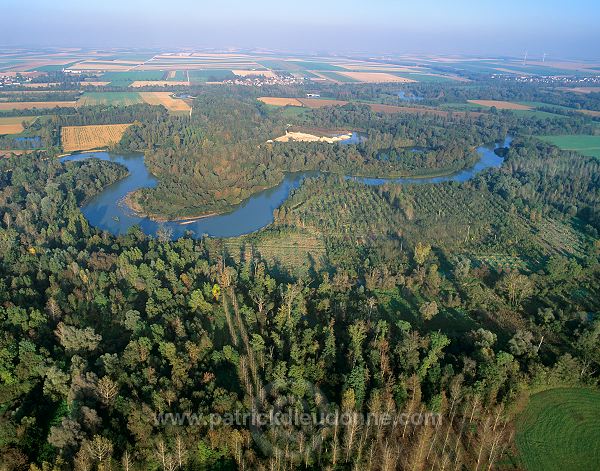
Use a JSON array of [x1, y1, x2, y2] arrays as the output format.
[[60, 136, 511, 238]]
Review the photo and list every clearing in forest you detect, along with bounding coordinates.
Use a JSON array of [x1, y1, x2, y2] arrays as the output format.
[[258, 97, 303, 107], [516, 388, 600, 471], [61, 124, 133, 152], [467, 100, 532, 110], [538, 134, 600, 158], [139, 92, 191, 112]]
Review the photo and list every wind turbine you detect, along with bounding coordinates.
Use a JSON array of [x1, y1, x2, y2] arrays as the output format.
[[542, 52, 547, 62], [523, 50, 528, 65]]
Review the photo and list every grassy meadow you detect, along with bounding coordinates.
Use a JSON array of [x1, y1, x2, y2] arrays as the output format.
[[516, 388, 600, 471], [538, 134, 600, 158], [77, 92, 143, 106]]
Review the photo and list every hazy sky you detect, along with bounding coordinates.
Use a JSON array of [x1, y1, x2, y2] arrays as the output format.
[[3, 0, 599, 58]]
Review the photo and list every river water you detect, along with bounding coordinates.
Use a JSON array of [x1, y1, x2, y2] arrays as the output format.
[[60, 136, 511, 238]]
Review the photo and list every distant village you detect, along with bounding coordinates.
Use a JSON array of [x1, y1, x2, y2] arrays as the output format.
[[491, 73, 600, 85], [0, 73, 35, 88], [220, 74, 306, 87]]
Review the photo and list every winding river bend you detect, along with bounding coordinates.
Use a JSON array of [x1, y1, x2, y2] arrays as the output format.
[[60, 137, 511, 238]]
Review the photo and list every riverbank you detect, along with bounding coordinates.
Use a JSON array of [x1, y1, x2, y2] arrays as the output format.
[[121, 157, 481, 223], [59, 137, 510, 238], [122, 190, 221, 223]]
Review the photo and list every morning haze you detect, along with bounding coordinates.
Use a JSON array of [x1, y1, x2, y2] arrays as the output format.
[[2, 0, 600, 58]]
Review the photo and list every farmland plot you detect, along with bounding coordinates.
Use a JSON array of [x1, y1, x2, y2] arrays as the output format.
[[77, 92, 143, 106], [0, 116, 38, 135], [61, 124, 133, 152], [139, 92, 191, 112]]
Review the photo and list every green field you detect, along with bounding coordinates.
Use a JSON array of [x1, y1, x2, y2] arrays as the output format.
[[188, 69, 236, 83], [516, 388, 600, 471], [317, 71, 359, 82], [169, 70, 188, 81], [403, 73, 458, 83], [257, 60, 345, 72], [509, 109, 569, 119], [30, 61, 81, 72], [288, 61, 347, 71], [100, 54, 155, 62], [100, 70, 165, 86], [256, 60, 297, 71], [538, 134, 600, 158], [440, 102, 488, 111], [449, 100, 568, 119], [77, 92, 143, 106]]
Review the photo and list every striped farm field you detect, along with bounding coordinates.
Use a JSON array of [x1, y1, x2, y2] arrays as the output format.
[[77, 92, 143, 106], [61, 124, 133, 152], [139, 92, 191, 112], [467, 100, 532, 110], [0, 101, 77, 111]]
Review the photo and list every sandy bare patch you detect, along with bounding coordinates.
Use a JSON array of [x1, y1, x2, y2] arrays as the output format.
[[258, 97, 303, 107], [232, 70, 277, 78], [61, 124, 133, 152], [130, 81, 189, 87], [337, 72, 417, 83], [139, 92, 191, 112], [0, 101, 77, 111], [274, 131, 352, 143], [468, 100, 532, 110]]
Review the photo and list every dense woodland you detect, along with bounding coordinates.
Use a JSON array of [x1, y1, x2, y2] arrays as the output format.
[[117, 89, 595, 219], [0, 81, 599, 470]]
